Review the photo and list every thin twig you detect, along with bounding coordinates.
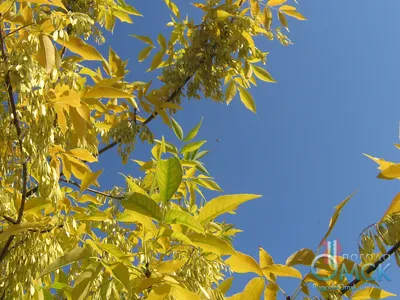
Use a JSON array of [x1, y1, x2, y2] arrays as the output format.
[[5, 23, 35, 38], [339, 240, 400, 296], [97, 75, 193, 156], [59, 178, 123, 200]]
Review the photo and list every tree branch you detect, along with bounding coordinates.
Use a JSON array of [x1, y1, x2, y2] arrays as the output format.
[[0, 14, 29, 262], [98, 75, 193, 156], [339, 240, 400, 296], [59, 178, 124, 200]]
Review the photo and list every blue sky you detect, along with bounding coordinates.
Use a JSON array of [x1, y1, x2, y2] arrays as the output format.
[[95, 0, 400, 298]]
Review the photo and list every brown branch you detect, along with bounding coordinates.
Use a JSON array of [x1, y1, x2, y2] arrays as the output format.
[[59, 178, 123, 200], [98, 74, 193, 156], [338, 240, 400, 296], [0, 15, 29, 262], [2, 215, 17, 224]]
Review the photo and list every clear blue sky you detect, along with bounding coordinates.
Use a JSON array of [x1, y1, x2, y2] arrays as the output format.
[[96, 1, 400, 298]]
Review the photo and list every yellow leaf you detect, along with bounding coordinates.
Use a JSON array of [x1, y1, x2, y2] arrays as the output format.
[[217, 10, 232, 20], [52, 85, 81, 107], [382, 192, 400, 219], [351, 287, 396, 299], [80, 170, 103, 193], [198, 194, 261, 224], [237, 86, 256, 113], [0, 222, 46, 242], [252, 66, 276, 83], [188, 233, 235, 256], [138, 46, 153, 62], [18, 0, 66, 10], [262, 264, 302, 279], [68, 148, 97, 163], [242, 31, 255, 54], [286, 248, 315, 266], [363, 153, 394, 170], [54, 104, 67, 134], [264, 282, 279, 300], [157, 34, 167, 50], [147, 284, 172, 300], [149, 51, 164, 71], [118, 209, 157, 236], [130, 35, 154, 45], [56, 36, 104, 61], [36, 35, 55, 73], [76, 103, 91, 122], [83, 86, 133, 99], [259, 246, 276, 282], [226, 251, 263, 276], [240, 277, 264, 300], [171, 285, 200, 300], [318, 191, 357, 248], [279, 5, 307, 20], [164, 0, 180, 18], [267, 0, 287, 6], [278, 11, 288, 28], [225, 80, 237, 104], [69, 108, 87, 141], [217, 277, 234, 295], [155, 260, 186, 274], [77, 194, 101, 205]]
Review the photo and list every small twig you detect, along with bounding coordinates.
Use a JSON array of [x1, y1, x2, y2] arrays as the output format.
[[97, 75, 193, 156], [2, 214, 17, 224], [5, 23, 35, 38], [59, 178, 123, 200], [338, 240, 400, 296]]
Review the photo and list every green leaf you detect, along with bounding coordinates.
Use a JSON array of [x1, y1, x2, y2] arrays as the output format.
[[122, 192, 163, 221], [198, 194, 262, 224], [164, 209, 204, 234], [181, 141, 206, 154], [183, 118, 203, 142], [138, 46, 153, 62], [171, 118, 184, 140], [188, 233, 235, 256], [39, 246, 93, 277], [156, 157, 183, 202], [56, 36, 103, 61], [237, 86, 256, 113], [252, 66, 276, 83]]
